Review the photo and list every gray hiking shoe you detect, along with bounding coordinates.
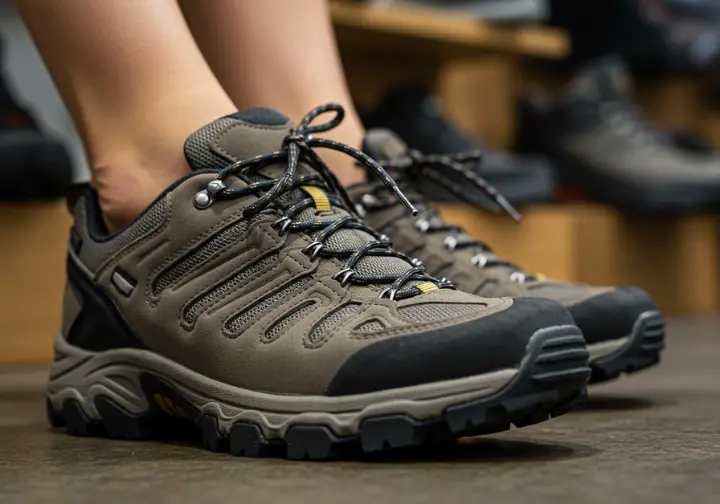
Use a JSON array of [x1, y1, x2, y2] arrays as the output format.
[[516, 56, 720, 212], [48, 105, 589, 460], [353, 128, 665, 385]]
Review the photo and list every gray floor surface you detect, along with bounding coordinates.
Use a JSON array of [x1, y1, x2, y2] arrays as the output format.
[[1, 317, 718, 504]]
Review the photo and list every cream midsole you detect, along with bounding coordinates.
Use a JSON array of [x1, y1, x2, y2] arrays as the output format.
[[587, 336, 630, 363]]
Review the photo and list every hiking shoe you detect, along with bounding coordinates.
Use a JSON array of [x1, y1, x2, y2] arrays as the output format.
[[47, 105, 590, 460], [363, 87, 556, 207], [353, 128, 665, 385], [516, 56, 720, 212]]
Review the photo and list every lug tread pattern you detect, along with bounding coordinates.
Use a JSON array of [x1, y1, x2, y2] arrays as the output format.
[[47, 325, 590, 460], [590, 311, 665, 384]]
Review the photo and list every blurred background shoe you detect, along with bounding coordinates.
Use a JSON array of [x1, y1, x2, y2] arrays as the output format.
[[663, 0, 720, 20], [547, 0, 720, 73], [363, 87, 556, 207], [516, 55, 720, 212], [365, 0, 550, 22], [0, 36, 73, 201]]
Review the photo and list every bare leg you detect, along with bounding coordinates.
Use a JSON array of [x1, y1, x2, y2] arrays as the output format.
[[180, 0, 366, 186], [16, 0, 236, 230]]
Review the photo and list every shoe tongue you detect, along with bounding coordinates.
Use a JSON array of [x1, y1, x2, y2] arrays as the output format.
[[362, 128, 409, 160], [568, 55, 632, 103], [186, 111, 422, 294], [183, 108, 296, 175]]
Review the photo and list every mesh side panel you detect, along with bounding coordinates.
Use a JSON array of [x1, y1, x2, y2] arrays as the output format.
[[107, 199, 167, 258], [308, 303, 361, 345], [397, 303, 480, 323], [263, 300, 317, 342], [184, 117, 236, 170], [298, 206, 415, 280], [183, 254, 279, 324], [355, 256, 412, 278], [153, 219, 249, 296], [352, 319, 386, 333], [225, 277, 313, 334]]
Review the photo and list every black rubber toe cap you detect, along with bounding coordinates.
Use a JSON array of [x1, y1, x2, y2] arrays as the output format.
[[567, 287, 657, 345], [326, 298, 576, 396]]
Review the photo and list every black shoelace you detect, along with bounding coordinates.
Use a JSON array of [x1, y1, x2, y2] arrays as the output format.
[[365, 150, 534, 278], [198, 104, 449, 300]]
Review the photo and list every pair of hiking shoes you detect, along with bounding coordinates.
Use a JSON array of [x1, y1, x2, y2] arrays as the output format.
[[47, 104, 665, 460]]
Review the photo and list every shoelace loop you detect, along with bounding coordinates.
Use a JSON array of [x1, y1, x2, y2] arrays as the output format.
[[218, 104, 418, 218], [196, 104, 446, 299], [379, 149, 521, 222]]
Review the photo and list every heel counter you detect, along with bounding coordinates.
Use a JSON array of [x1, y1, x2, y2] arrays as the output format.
[[60, 280, 82, 341], [65, 250, 145, 352]]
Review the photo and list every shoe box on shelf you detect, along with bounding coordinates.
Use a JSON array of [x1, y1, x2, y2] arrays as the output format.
[[437, 203, 720, 316], [0, 202, 70, 363]]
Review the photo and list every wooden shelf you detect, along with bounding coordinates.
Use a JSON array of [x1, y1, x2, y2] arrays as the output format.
[[0, 202, 70, 364], [330, 2, 569, 58]]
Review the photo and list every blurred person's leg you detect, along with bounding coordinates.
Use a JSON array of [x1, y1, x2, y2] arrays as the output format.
[[179, 0, 366, 185], [16, 0, 236, 231]]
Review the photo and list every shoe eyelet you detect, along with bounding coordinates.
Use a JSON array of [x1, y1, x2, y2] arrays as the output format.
[[361, 194, 377, 207], [443, 236, 458, 250], [415, 219, 430, 232], [302, 240, 324, 260], [194, 190, 212, 209], [471, 254, 488, 267], [354, 203, 367, 218], [332, 267, 355, 287], [510, 271, 526, 284], [439, 277, 454, 288], [411, 257, 423, 267], [207, 179, 226, 196], [379, 287, 398, 301], [272, 216, 293, 234]]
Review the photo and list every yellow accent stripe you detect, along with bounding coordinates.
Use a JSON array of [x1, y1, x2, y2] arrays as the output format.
[[154, 394, 174, 416], [416, 282, 439, 294], [301, 186, 331, 212], [153, 394, 187, 419], [165, 398, 186, 419], [535, 273, 547, 281]]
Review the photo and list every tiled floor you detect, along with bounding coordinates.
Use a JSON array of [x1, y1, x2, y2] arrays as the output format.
[[1, 318, 718, 504]]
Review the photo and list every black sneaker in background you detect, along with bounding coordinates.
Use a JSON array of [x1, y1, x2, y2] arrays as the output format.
[[362, 87, 556, 207], [547, 0, 720, 73], [516, 55, 720, 213], [664, 0, 720, 18], [0, 37, 73, 201]]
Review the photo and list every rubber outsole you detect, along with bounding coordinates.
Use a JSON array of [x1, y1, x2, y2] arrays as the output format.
[[46, 325, 590, 461], [589, 310, 665, 384]]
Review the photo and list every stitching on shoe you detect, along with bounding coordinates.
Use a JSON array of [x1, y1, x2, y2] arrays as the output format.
[[145, 205, 271, 303], [179, 245, 292, 332], [98, 193, 174, 280]]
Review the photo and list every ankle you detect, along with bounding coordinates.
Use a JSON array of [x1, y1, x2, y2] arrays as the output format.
[[92, 151, 190, 232]]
